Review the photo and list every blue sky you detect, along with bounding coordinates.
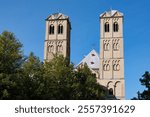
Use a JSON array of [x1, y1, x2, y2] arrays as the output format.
[[0, 0, 150, 99]]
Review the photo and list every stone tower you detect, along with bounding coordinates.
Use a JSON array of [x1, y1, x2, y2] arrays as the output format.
[[44, 13, 71, 61], [98, 10, 125, 99]]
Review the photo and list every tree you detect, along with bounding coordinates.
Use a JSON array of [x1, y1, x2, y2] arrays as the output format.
[[17, 52, 44, 99], [0, 31, 107, 100], [132, 71, 150, 100], [0, 31, 23, 74], [42, 55, 107, 100], [0, 31, 24, 99], [71, 64, 107, 100], [42, 55, 74, 99]]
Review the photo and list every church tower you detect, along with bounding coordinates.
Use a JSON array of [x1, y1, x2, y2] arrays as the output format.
[[98, 10, 125, 99], [44, 13, 71, 61]]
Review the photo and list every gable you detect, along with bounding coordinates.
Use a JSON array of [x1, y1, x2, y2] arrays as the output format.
[[76, 49, 100, 69], [100, 10, 123, 18], [46, 13, 69, 20], [112, 11, 123, 17]]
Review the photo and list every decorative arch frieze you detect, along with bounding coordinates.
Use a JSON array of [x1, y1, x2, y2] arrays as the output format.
[[47, 41, 54, 53], [113, 60, 120, 71], [103, 60, 110, 71], [115, 81, 121, 86], [113, 39, 119, 51], [57, 41, 63, 52], [103, 40, 110, 51]]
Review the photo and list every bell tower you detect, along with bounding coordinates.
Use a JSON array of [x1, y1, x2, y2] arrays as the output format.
[[44, 13, 71, 61], [98, 10, 125, 99]]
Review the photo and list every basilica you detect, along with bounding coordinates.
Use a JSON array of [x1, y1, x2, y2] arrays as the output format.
[[44, 10, 125, 99]]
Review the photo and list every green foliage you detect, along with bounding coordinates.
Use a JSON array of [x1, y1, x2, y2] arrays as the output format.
[[42, 58, 107, 100], [0, 31, 107, 100], [17, 52, 44, 99], [72, 64, 106, 99], [0, 31, 24, 99], [132, 71, 150, 100], [0, 31, 23, 74], [42, 55, 74, 99]]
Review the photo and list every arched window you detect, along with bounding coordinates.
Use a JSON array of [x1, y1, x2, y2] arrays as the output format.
[[104, 43, 110, 51], [113, 64, 116, 71], [113, 43, 119, 50], [116, 43, 119, 50], [103, 64, 106, 71], [109, 88, 113, 95], [103, 64, 110, 71], [57, 45, 63, 52], [49, 25, 54, 34], [48, 45, 54, 53], [113, 63, 120, 71], [104, 22, 109, 32], [106, 64, 110, 71], [116, 64, 120, 71], [58, 24, 63, 34], [104, 43, 106, 50], [113, 22, 119, 32], [92, 73, 96, 77], [106, 43, 110, 50], [113, 40, 119, 51]]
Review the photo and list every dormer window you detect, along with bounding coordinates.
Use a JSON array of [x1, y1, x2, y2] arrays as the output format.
[[113, 22, 119, 32], [58, 24, 63, 34], [49, 25, 54, 34], [91, 53, 95, 56], [91, 62, 94, 64], [104, 22, 109, 32]]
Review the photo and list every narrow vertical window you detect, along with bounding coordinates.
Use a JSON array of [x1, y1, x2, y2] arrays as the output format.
[[103, 64, 106, 71], [116, 43, 119, 50], [106, 64, 110, 71], [116, 64, 120, 71], [48, 45, 54, 53], [58, 24, 63, 34], [106, 43, 110, 50], [103, 64, 110, 71], [104, 42, 110, 51], [113, 40, 119, 51], [113, 22, 119, 32], [113, 61, 120, 71], [109, 88, 113, 95], [49, 25, 54, 34], [104, 22, 109, 32], [57, 45, 63, 53], [104, 43, 106, 50]]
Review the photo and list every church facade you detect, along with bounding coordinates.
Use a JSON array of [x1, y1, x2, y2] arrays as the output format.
[[44, 10, 125, 99]]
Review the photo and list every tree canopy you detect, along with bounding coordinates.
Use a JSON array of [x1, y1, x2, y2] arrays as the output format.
[[0, 31, 24, 99], [132, 71, 150, 100], [0, 31, 108, 100]]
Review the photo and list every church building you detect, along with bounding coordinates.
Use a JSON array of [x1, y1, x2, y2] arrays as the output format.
[[44, 10, 125, 99]]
